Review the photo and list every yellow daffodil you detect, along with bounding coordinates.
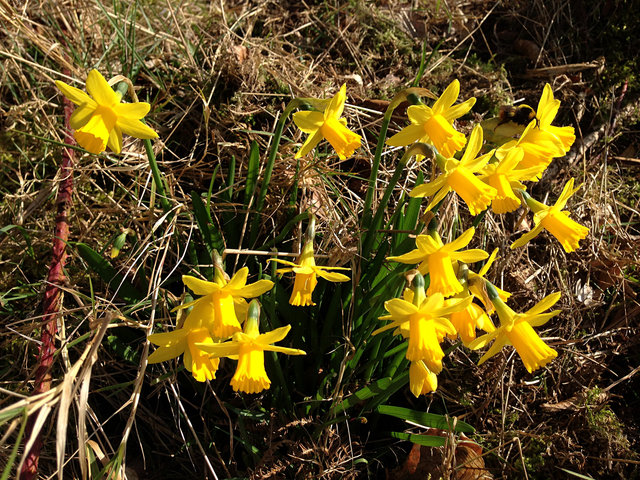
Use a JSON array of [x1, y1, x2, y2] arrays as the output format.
[[495, 122, 566, 181], [55, 69, 158, 154], [480, 148, 541, 214], [179, 267, 274, 338], [470, 285, 561, 373], [410, 125, 497, 215], [409, 360, 438, 397], [147, 315, 220, 382], [374, 276, 471, 372], [536, 84, 576, 153], [270, 240, 350, 306], [292, 84, 361, 160], [466, 248, 510, 314], [387, 79, 476, 157], [196, 300, 305, 394], [446, 296, 495, 346], [511, 178, 589, 253], [387, 227, 488, 297]]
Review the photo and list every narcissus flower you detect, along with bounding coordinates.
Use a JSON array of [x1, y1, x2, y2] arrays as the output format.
[[511, 178, 589, 253], [535, 83, 576, 153], [179, 267, 274, 338], [196, 300, 305, 394], [387, 227, 488, 297], [410, 125, 497, 215], [409, 360, 438, 397], [147, 316, 220, 382], [374, 277, 471, 373], [480, 148, 541, 214], [469, 285, 561, 373], [387, 79, 476, 158], [293, 84, 361, 160], [55, 69, 158, 154], [447, 296, 495, 346], [270, 240, 350, 306]]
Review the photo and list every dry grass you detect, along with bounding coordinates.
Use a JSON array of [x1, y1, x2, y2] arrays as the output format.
[[1, 0, 639, 478]]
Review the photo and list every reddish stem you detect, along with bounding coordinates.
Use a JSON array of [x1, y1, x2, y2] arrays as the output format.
[[20, 90, 76, 480]]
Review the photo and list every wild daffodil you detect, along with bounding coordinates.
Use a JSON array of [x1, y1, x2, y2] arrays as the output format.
[[270, 240, 350, 306], [535, 83, 576, 153], [511, 178, 589, 253], [292, 84, 361, 160], [179, 266, 274, 338], [387, 79, 476, 158], [480, 148, 541, 214], [469, 284, 561, 373], [387, 227, 488, 297], [374, 275, 471, 373], [196, 300, 305, 394], [410, 125, 497, 215], [147, 315, 220, 382], [55, 69, 157, 154]]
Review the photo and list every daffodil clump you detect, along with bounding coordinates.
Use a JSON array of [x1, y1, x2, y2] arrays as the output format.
[[53, 70, 586, 404]]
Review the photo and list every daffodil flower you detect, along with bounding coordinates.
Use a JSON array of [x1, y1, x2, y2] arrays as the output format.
[[410, 125, 497, 215], [196, 300, 305, 394], [147, 315, 220, 382], [409, 360, 438, 397], [511, 178, 589, 253], [387, 227, 488, 297], [480, 148, 541, 214], [387, 79, 476, 158], [292, 84, 361, 160], [535, 84, 576, 153], [179, 267, 274, 338], [374, 276, 471, 373], [55, 69, 158, 154], [446, 295, 495, 346], [469, 285, 561, 373], [270, 240, 350, 306]]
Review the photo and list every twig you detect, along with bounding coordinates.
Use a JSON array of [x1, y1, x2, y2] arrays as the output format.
[[20, 77, 75, 480]]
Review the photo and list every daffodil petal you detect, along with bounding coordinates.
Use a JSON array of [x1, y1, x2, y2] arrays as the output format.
[[442, 97, 476, 123], [293, 110, 325, 133], [227, 267, 249, 290], [194, 341, 240, 357], [511, 224, 545, 249], [445, 227, 475, 252], [477, 336, 508, 365], [386, 124, 425, 147], [114, 101, 151, 119], [386, 249, 425, 264], [233, 280, 274, 298], [526, 291, 562, 316], [69, 103, 96, 129], [55, 80, 95, 107], [385, 298, 419, 317], [183, 275, 219, 295], [106, 125, 123, 154], [148, 343, 186, 363], [148, 329, 189, 347], [325, 84, 347, 119], [315, 270, 350, 282], [527, 310, 561, 327], [452, 248, 489, 263], [432, 79, 460, 113], [86, 69, 120, 106], [116, 117, 158, 139], [257, 325, 291, 345], [295, 129, 323, 159]]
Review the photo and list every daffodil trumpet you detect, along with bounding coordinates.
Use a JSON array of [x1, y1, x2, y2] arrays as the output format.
[[196, 300, 305, 394]]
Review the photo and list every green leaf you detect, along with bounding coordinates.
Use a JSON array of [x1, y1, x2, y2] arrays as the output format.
[[390, 431, 447, 447], [191, 191, 224, 253], [377, 405, 475, 433], [75, 243, 145, 304], [244, 140, 260, 206], [330, 377, 393, 414]]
